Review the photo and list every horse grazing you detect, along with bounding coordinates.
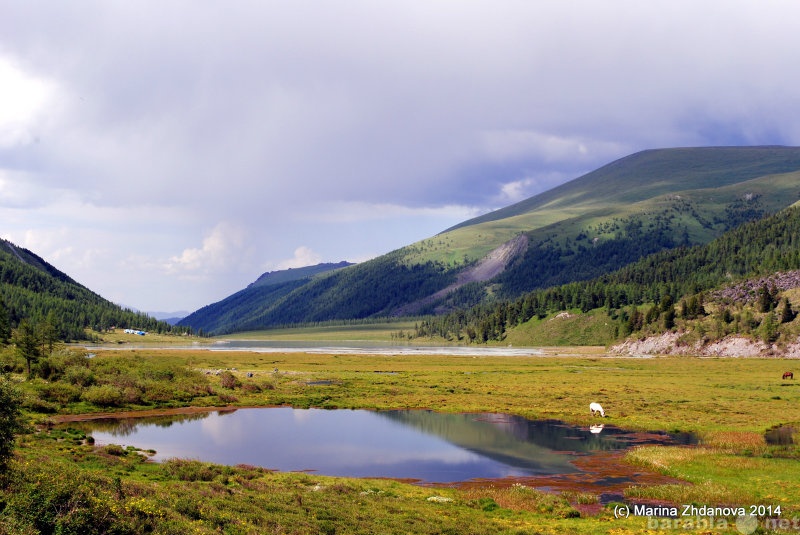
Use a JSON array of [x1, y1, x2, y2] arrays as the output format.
[[783, 371, 794, 380], [589, 402, 605, 417]]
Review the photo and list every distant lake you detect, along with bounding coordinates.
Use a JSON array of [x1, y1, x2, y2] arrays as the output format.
[[69, 408, 693, 484], [81, 340, 546, 356]]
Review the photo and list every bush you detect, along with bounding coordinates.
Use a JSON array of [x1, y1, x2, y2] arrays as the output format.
[[162, 459, 229, 482], [241, 382, 262, 393], [0, 377, 25, 473], [82, 385, 124, 407], [2, 463, 143, 534], [64, 365, 96, 387], [23, 396, 59, 414], [102, 444, 126, 456], [219, 371, 240, 389], [38, 382, 82, 404]]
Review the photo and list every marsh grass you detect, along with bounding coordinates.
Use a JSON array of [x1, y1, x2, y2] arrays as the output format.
[[7, 348, 800, 533], [221, 320, 420, 341], [626, 444, 800, 513]]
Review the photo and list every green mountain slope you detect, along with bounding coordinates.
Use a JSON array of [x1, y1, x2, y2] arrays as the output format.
[[418, 202, 800, 344], [181, 146, 800, 335], [179, 261, 361, 335], [0, 239, 181, 340]]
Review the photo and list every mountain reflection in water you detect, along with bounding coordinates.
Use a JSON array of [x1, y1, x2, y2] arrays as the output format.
[[66, 408, 691, 484]]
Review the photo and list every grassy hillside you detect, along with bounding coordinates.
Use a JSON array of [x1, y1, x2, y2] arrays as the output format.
[[405, 146, 800, 267], [0, 239, 182, 341], [416, 203, 800, 345], [182, 146, 800, 335]]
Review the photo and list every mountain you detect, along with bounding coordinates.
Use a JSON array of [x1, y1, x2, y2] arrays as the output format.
[[181, 146, 800, 335], [248, 262, 353, 289], [148, 312, 191, 326], [0, 239, 184, 340], [417, 201, 800, 346], [179, 261, 353, 334]]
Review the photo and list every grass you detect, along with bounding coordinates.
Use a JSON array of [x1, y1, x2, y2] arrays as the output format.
[[5, 347, 800, 533], [57, 348, 799, 433], [87, 329, 210, 345], [219, 320, 420, 342], [400, 163, 800, 270], [502, 309, 619, 346]]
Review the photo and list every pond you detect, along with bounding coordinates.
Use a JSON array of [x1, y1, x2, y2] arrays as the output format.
[[68, 408, 694, 488]]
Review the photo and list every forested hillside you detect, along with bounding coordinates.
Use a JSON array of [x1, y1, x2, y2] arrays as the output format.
[[414, 204, 800, 343], [180, 253, 452, 335], [0, 239, 186, 341], [181, 146, 800, 335]]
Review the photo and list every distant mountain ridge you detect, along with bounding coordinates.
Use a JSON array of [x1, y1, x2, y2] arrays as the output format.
[[180, 146, 800, 335], [248, 262, 353, 289], [179, 261, 353, 334]]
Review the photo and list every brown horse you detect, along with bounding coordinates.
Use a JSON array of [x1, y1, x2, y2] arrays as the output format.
[[783, 371, 794, 380]]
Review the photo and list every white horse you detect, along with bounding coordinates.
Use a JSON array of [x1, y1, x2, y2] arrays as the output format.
[[589, 402, 605, 417]]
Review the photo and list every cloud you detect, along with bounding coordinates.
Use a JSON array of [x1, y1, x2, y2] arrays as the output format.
[[1, 1, 800, 311], [0, 56, 54, 148], [165, 222, 251, 277], [275, 247, 323, 270]]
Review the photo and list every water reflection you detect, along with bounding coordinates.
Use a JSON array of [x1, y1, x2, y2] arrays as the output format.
[[68, 408, 690, 484]]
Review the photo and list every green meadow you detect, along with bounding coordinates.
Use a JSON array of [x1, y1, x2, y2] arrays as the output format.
[[3, 345, 800, 534]]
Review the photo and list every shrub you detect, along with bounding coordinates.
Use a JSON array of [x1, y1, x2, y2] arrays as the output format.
[[163, 459, 227, 482], [3, 463, 143, 534], [219, 371, 240, 389], [102, 444, 126, 456], [64, 365, 96, 387], [82, 385, 124, 407], [241, 382, 262, 394], [0, 377, 25, 473], [23, 396, 59, 413], [217, 393, 238, 403], [38, 382, 82, 404]]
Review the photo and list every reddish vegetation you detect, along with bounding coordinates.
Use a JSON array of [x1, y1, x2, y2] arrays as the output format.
[[448, 449, 686, 498]]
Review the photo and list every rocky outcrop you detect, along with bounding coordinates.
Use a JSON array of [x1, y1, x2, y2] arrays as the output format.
[[711, 270, 800, 304], [610, 332, 800, 357]]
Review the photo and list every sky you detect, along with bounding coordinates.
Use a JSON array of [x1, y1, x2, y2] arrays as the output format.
[[2, 1, 800, 314]]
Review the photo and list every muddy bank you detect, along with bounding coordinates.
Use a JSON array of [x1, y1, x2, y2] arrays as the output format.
[[444, 449, 688, 506], [51, 405, 254, 423]]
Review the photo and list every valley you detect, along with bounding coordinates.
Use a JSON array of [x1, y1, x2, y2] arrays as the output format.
[[3, 146, 800, 533]]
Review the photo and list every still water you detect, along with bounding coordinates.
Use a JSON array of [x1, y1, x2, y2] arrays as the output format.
[[72, 409, 691, 484], [81, 340, 545, 356]]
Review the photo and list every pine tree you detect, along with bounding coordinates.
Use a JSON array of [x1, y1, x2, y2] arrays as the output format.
[[12, 319, 40, 377], [0, 304, 10, 345], [780, 298, 796, 324]]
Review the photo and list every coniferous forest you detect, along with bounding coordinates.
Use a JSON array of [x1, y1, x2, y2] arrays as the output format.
[[413, 205, 800, 343], [0, 240, 188, 341]]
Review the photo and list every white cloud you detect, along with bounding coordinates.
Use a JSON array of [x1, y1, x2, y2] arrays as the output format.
[[165, 222, 250, 276], [0, 56, 53, 148], [295, 201, 483, 225], [275, 246, 323, 270]]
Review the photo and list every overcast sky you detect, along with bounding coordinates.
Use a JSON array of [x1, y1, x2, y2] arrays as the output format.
[[2, 1, 800, 313]]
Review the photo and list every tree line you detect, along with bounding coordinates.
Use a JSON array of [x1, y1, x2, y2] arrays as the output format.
[[413, 205, 800, 343]]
